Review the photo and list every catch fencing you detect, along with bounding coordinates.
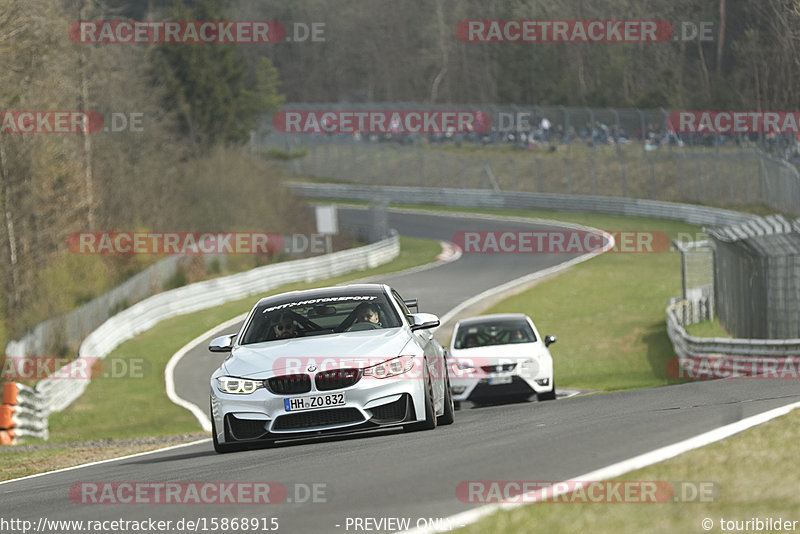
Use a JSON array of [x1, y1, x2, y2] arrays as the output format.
[[706, 215, 800, 340]]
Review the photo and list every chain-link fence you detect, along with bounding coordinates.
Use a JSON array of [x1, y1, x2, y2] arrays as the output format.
[[258, 103, 800, 216], [672, 239, 715, 327], [707, 215, 800, 340]]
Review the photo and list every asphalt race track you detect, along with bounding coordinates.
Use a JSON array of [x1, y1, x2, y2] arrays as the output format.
[[2, 208, 799, 534]]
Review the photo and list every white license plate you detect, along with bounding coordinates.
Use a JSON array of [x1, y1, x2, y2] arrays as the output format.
[[284, 392, 346, 412], [488, 376, 513, 385]]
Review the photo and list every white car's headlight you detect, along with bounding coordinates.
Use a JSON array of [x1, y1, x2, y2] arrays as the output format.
[[363, 356, 414, 378], [454, 358, 475, 370], [217, 376, 262, 394]]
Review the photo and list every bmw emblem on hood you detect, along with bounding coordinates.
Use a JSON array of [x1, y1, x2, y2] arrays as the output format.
[[307, 365, 317, 372]]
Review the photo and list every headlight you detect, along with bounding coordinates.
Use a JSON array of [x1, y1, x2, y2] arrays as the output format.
[[454, 358, 475, 370], [217, 376, 262, 394], [363, 356, 414, 379]]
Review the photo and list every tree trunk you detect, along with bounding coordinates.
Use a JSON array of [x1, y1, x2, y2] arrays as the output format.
[[716, 0, 726, 74], [80, 0, 95, 229], [0, 138, 20, 307]]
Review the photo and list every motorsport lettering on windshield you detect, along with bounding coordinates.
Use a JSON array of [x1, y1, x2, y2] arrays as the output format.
[[262, 295, 377, 313]]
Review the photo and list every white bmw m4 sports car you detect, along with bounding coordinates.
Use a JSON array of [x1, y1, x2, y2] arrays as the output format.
[[449, 314, 557, 406], [208, 284, 454, 452]]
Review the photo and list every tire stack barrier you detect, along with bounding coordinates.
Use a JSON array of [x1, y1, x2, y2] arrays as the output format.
[[1, 382, 48, 444]]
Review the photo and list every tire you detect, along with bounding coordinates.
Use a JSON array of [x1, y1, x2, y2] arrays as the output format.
[[212, 415, 241, 453], [211, 404, 253, 453], [437, 375, 455, 425], [406, 366, 437, 431], [453, 401, 461, 411], [537, 380, 556, 401]]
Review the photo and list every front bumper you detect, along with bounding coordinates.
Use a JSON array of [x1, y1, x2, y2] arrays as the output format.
[[211, 376, 426, 445], [450, 361, 553, 402]]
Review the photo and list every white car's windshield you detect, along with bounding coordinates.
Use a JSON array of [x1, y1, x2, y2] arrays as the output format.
[[454, 320, 536, 349], [240, 293, 402, 344]]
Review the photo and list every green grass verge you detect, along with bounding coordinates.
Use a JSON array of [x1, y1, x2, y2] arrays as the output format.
[[456, 407, 800, 534], [0, 448, 84, 480], [685, 318, 732, 338]]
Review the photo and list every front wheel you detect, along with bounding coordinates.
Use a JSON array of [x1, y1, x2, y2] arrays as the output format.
[[406, 367, 437, 431], [437, 375, 455, 425], [212, 415, 243, 453]]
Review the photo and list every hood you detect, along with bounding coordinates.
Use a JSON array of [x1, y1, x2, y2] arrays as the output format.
[[222, 328, 413, 378]]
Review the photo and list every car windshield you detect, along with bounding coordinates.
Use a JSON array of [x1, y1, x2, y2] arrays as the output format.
[[454, 320, 536, 349], [240, 293, 402, 344]]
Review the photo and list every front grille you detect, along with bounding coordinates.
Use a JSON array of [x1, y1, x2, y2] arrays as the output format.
[[481, 363, 517, 373], [369, 395, 409, 423], [226, 414, 268, 440], [469, 376, 535, 401], [315, 368, 361, 391], [272, 408, 363, 431], [266, 374, 311, 395]]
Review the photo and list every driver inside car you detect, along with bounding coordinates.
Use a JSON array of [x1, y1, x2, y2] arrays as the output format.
[[354, 303, 381, 325], [273, 312, 298, 339]]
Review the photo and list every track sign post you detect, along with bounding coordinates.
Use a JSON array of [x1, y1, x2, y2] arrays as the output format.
[[315, 205, 338, 254]]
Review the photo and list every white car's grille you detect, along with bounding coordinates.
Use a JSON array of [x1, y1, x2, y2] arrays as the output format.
[[315, 368, 361, 391], [480, 363, 517, 373], [266, 374, 312, 394]]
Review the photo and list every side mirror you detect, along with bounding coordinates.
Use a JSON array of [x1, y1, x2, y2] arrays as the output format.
[[209, 333, 236, 352], [409, 312, 440, 331], [544, 334, 557, 347]]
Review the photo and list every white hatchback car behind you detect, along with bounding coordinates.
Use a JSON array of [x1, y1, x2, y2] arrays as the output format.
[[449, 313, 556, 406]]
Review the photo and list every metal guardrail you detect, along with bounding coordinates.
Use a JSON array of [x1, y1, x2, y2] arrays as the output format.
[[285, 183, 758, 227], [2, 233, 399, 443], [667, 298, 800, 359]]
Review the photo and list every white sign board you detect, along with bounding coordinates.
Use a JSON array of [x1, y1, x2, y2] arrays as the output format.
[[315, 205, 338, 235]]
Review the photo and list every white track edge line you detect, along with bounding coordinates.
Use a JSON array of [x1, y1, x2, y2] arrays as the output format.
[[401, 401, 800, 534], [164, 313, 250, 432]]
